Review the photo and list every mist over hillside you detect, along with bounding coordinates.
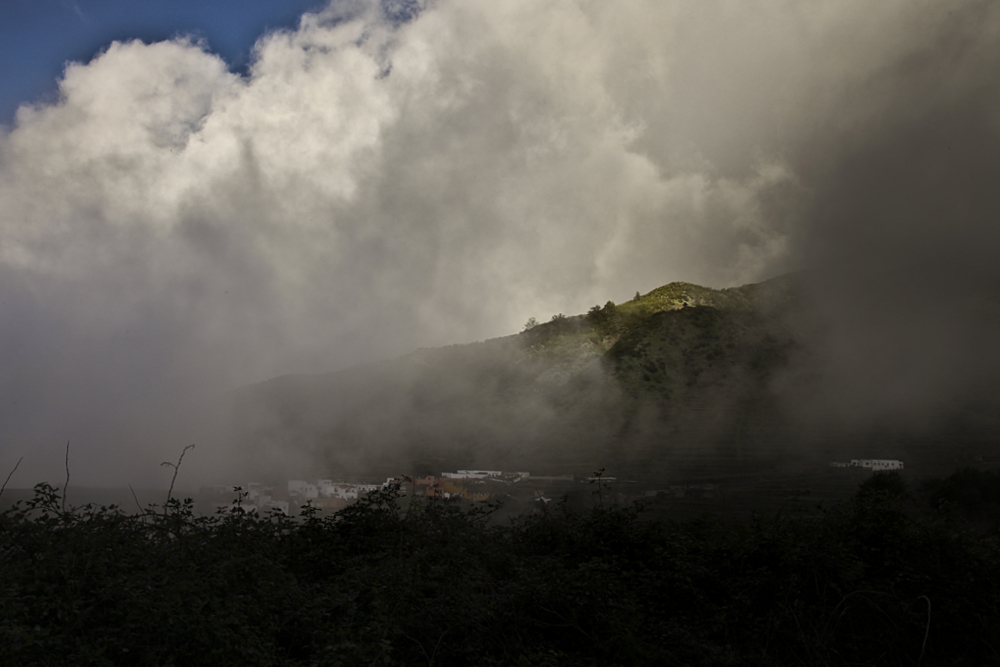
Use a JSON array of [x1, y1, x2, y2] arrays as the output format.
[[228, 272, 1000, 483]]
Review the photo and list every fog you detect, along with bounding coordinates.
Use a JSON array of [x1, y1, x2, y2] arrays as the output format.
[[1, 0, 998, 488]]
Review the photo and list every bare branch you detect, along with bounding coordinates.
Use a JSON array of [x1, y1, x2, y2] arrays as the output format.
[[0, 456, 24, 503], [62, 440, 70, 512], [916, 595, 931, 667], [128, 484, 145, 520], [161, 444, 196, 510]]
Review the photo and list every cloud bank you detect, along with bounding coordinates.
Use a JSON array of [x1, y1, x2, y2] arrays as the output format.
[[2, 0, 998, 485]]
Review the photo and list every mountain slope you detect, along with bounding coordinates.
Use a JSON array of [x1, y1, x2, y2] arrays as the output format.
[[229, 275, 809, 481]]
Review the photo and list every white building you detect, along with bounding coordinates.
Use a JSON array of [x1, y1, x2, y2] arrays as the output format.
[[442, 470, 503, 479], [288, 480, 319, 498], [847, 459, 904, 471], [331, 484, 359, 500]]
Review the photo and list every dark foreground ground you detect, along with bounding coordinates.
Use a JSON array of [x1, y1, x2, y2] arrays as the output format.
[[1, 471, 998, 666]]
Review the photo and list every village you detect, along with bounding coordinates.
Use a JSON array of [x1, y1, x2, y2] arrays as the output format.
[[196, 459, 905, 516], [199, 470, 571, 516], [828, 459, 904, 471]]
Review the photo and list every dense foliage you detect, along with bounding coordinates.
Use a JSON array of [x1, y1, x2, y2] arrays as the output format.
[[920, 467, 1000, 528], [1, 474, 998, 666]]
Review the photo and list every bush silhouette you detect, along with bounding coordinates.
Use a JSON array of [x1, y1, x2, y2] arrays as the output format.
[[1, 476, 998, 665]]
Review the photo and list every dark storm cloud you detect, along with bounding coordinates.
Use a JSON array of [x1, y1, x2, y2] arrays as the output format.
[[784, 0, 1000, 427]]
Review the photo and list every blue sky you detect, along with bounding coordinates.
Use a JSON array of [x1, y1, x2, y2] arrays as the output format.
[[0, 0, 328, 125]]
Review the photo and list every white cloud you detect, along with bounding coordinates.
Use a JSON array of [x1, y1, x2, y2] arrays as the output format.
[[1, 0, 997, 484]]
